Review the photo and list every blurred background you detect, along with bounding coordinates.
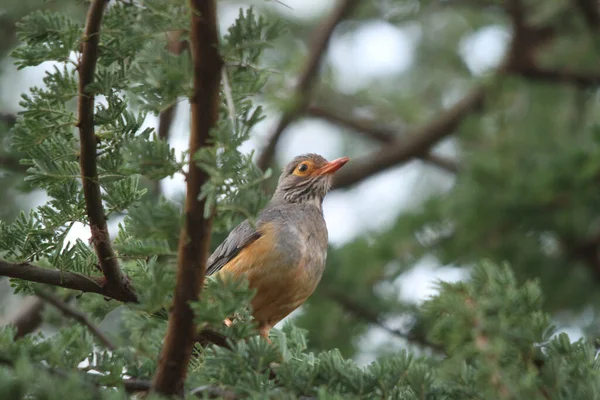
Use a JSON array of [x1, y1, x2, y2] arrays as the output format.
[[2, 0, 600, 365]]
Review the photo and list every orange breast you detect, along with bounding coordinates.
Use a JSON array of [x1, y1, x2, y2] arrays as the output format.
[[215, 222, 318, 327]]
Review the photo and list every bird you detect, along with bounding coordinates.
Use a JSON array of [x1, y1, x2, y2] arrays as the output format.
[[205, 153, 349, 339]]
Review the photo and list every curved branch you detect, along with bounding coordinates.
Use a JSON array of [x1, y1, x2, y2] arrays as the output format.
[[256, 0, 360, 171], [0, 259, 135, 302], [151, 0, 221, 395], [306, 106, 459, 173], [332, 87, 484, 190], [35, 289, 116, 350], [77, 0, 137, 302], [0, 297, 45, 338]]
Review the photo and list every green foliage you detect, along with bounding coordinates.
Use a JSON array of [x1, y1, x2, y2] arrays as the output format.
[[3, 0, 600, 399]]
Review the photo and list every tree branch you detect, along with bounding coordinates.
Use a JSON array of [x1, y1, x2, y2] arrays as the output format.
[[153, 31, 188, 197], [306, 106, 459, 173], [572, 0, 600, 31], [151, 0, 221, 395], [77, 0, 137, 303], [332, 87, 484, 190], [1, 296, 45, 338], [35, 289, 116, 350], [509, 66, 600, 87], [190, 385, 237, 399], [0, 112, 16, 127], [0, 259, 135, 303], [256, 0, 360, 171], [326, 290, 443, 352]]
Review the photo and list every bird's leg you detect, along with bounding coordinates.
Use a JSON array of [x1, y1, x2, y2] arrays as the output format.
[[258, 323, 272, 344]]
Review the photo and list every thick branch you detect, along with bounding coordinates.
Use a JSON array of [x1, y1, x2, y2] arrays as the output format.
[[0, 259, 135, 302], [256, 0, 360, 171], [306, 106, 459, 173], [35, 289, 116, 350], [151, 0, 221, 396], [332, 88, 484, 190], [77, 0, 137, 302]]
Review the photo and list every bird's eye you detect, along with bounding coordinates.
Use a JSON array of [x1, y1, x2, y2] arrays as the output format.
[[297, 163, 309, 172]]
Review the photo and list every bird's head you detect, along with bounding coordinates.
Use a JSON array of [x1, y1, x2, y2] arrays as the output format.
[[272, 153, 349, 207]]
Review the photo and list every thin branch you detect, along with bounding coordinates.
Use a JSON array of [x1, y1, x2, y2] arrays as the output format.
[[190, 385, 237, 399], [332, 87, 484, 190], [151, 0, 221, 395], [154, 31, 188, 197], [0, 259, 134, 303], [510, 66, 600, 87], [572, 0, 600, 31], [0, 112, 16, 127], [195, 328, 231, 349], [306, 106, 459, 173], [77, 0, 137, 302], [0, 155, 27, 173], [1, 297, 45, 338], [256, 0, 361, 171], [326, 290, 443, 352], [35, 289, 116, 350], [0, 356, 103, 400]]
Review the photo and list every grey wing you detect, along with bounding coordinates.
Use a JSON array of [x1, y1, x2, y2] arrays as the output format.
[[205, 220, 261, 276]]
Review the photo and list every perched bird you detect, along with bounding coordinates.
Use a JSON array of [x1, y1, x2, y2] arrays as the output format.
[[206, 153, 349, 338]]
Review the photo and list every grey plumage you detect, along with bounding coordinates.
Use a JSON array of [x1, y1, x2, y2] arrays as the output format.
[[206, 154, 336, 277], [204, 153, 348, 336]]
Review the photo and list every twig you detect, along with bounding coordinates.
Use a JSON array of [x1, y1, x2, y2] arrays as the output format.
[[0, 259, 134, 303], [190, 385, 237, 399], [306, 106, 459, 173], [195, 328, 232, 349], [35, 289, 116, 350], [154, 31, 188, 197], [1, 296, 45, 338], [0, 356, 103, 400], [151, 0, 221, 396], [326, 290, 444, 352], [572, 0, 600, 31], [0, 155, 28, 173], [77, 0, 137, 303], [332, 87, 484, 190], [510, 66, 600, 87], [0, 112, 16, 127], [256, 0, 361, 171]]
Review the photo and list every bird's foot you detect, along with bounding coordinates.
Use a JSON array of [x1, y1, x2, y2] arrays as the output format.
[[259, 324, 272, 344]]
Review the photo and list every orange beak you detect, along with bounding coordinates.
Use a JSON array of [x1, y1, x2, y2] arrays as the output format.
[[314, 157, 350, 176]]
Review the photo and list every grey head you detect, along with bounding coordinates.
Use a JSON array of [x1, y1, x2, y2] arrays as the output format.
[[270, 153, 350, 208]]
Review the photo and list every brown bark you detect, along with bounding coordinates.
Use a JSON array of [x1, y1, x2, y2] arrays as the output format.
[[77, 0, 137, 303], [151, 0, 221, 395]]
